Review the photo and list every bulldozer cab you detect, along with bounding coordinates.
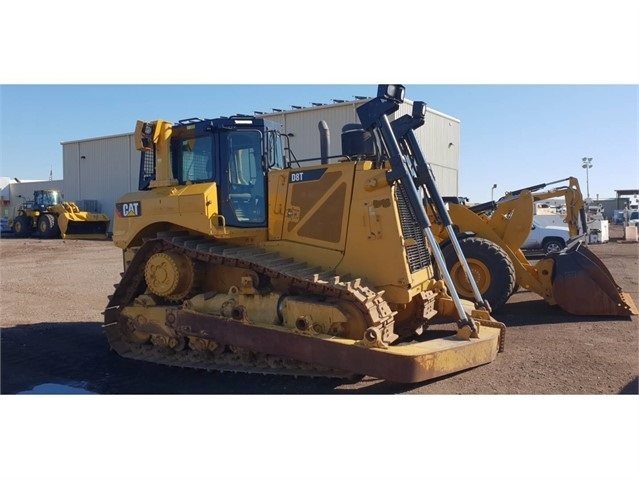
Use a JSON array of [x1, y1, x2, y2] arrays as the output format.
[[138, 116, 285, 227]]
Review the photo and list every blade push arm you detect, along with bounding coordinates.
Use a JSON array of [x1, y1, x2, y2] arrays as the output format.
[[501, 176, 587, 236], [356, 85, 486, 332]]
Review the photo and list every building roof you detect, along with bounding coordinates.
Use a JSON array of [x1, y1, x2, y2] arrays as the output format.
[[61, 131, 132, 145], [614, 189, 639, 196], [259, 98, 461, 123]]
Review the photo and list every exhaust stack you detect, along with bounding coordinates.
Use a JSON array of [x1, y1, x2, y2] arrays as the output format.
[[318, 121, 330, 165]]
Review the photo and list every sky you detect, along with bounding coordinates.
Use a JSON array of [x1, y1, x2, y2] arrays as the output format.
[[2, 2, 638, 479], [1, 84, 637, 203]]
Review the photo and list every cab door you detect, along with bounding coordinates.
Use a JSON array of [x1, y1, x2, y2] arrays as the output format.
[[219, 130, 267, 227]]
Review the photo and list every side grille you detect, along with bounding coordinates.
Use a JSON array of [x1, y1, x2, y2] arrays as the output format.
[[395, 184, 431, 273]]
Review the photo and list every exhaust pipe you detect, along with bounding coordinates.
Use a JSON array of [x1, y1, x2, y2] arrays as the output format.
[[318, 121, 330, 165]]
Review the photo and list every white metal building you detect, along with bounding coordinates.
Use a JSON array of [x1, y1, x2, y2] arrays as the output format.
[[61, 132, 140, 215], [6, 98, 460, 233]]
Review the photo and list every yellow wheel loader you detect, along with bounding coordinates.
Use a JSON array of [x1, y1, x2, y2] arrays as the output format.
[[104, 85, 507, 384], [9, 190, 110, 240], [423, 178, 638, 316]]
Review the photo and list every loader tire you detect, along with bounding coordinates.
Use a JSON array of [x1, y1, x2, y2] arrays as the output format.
[[12, 216, 31, 237], [37, 214, 60, 239], [442, 237, 516, 312]]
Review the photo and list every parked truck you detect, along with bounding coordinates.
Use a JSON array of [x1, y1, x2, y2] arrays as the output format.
[[521, 219, 571, 254]]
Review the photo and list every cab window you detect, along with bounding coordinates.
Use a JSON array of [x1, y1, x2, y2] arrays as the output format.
[[267, 130, 285, 170], [177, 136, 214, 183]]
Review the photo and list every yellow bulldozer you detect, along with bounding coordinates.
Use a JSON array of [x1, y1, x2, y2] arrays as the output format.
[[423, 177, 638, 316], [104, 85, 508, 383], [9, 189, 110, 240]]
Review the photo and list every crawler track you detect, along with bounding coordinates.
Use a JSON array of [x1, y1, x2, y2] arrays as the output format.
[[104, 231, 397, 378]]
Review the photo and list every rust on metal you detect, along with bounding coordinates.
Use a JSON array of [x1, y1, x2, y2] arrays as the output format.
[[171, 309, 501, 383]]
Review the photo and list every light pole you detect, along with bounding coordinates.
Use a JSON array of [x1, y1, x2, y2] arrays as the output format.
[[582, 157, 593, 202], [491, 183, 497, 201]]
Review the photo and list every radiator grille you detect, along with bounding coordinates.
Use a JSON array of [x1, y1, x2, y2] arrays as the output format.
[[395, 184, 431, 273]]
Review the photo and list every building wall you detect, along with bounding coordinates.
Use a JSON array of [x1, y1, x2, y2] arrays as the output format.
[[0, 178, 13, 226], [62, 133, 138, 217]]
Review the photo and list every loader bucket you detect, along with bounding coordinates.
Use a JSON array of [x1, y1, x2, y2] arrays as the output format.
[[59, 214, 110, 240], [551, 242, 639, 316]]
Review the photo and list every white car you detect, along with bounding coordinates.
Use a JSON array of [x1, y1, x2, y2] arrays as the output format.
[[521, 219, 571, 254], [629, 211, 639, 227]]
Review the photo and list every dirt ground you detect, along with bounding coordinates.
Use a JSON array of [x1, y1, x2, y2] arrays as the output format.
[[1, 226, 637, 395]]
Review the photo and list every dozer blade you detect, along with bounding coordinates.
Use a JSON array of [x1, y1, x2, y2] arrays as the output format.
[[107, 304, 503, 384], [163, 309, 504, 384], [551, 242, 639, 316], [61, 219, 110, 240]]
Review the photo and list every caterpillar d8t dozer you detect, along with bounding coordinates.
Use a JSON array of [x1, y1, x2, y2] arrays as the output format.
[[422, 177, 638, 316], [9, 189, 110, 240], [104, 85, 506, 383]]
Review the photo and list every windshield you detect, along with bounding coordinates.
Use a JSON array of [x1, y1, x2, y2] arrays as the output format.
[[34, 190, 61, 206]]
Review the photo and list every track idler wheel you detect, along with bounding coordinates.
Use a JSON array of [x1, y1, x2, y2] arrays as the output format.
[[144, 251, 196, 301]]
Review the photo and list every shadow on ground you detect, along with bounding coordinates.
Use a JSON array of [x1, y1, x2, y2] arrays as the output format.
[[619, 376, 638, 394], [494, 296, 634, 327], [2, 322, 442, 395]]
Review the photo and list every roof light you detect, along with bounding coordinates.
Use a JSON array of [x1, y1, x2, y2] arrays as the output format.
[[412, 101, 427, 120], [378, 84, 405, 103], [234, 119, 253, 125]]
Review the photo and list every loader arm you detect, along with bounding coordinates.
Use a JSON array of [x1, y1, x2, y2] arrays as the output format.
[[501, 176, 587, 237], [454, 177, 637, 316], [482, 191, 536, 250]]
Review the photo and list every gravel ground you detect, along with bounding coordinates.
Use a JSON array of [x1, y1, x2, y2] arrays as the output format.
[[2, 225, 636, 479], [0, 226, 637, 395]]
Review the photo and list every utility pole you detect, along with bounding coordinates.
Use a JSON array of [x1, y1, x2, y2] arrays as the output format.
[[582, 157, 593, 202]]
